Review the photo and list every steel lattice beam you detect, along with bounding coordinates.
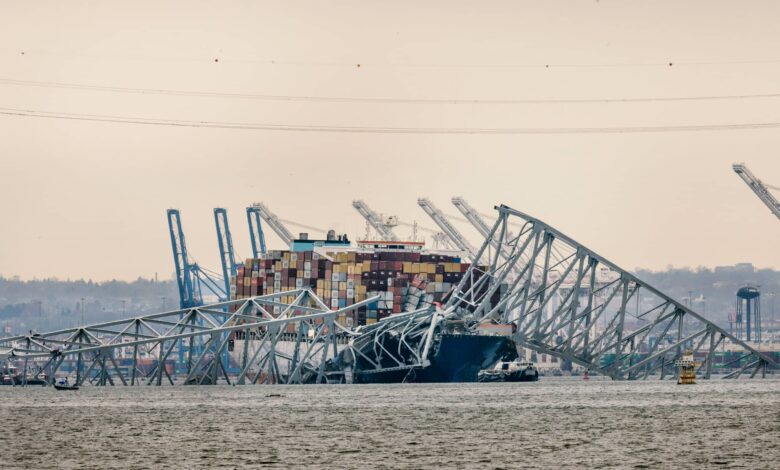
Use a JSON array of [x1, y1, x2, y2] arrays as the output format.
[[445, 204, 776, 380], [1, 289, 380, 386]]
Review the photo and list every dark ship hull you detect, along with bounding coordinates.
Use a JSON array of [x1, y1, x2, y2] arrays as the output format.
[[354, 334, 517, 384]]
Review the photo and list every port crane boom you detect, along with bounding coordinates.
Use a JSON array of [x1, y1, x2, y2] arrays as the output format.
[[417, 198, 478, 260], [246, 206, 268, 258], [733, 163, 780, 221], [251, 202, 295, 246], [214, 208, 238, 296], [352, 200, 399, 241], [451, 197, 493, 239], [451, 196, 513, 263]]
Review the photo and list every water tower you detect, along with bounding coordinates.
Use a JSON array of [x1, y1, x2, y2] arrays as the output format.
[[736, 285, 761, 343]]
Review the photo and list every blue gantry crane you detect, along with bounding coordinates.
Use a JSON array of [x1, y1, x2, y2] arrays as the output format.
[[167, 209, 227, 308], [246, 204, 268, 258], [214, 208, 239, 297]]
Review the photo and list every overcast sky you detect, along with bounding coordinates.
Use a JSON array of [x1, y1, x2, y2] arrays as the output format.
[[2, 1, 780, 281]]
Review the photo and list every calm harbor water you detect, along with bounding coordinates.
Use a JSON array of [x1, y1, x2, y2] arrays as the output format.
[[1, 377, 778, 469]]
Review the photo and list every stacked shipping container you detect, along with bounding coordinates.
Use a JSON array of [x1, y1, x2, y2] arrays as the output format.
[[231, 249, 469, 328]]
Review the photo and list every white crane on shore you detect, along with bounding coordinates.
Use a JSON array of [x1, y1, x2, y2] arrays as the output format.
[[352, 199, 456, 249], [733, 163, 780, 221], [352, 200, 399, 241], [417, 198, 479, 261]]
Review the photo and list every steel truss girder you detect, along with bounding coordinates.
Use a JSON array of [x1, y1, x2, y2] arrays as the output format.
[[345, 307, 438, 380], [446, 204, 777, 380], [1, 289, 380, 386]]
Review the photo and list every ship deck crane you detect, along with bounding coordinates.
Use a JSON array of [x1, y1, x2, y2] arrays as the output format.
[[417, 198, 479, 260], [352, 200, 399, 241], [214, 208, 239, 296], [733, 163, 780, 221]]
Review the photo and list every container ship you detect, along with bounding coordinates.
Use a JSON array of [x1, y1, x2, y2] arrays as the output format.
[[229, 233, 516, 383]]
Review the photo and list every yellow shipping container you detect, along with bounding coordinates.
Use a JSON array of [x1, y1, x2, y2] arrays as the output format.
[[362, 260, 371, 271], [403, 262, 412, 273], [435, 274, 444, 283], [366, 318, 377, 325], [339, 281, 347, 290], [411, 263, 420, 274]]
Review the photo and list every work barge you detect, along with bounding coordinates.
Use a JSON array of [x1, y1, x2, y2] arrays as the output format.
[[1, 203, 776, 387]]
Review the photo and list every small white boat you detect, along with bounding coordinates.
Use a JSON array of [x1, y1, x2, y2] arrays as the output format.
[[478, 360, 539, 382]]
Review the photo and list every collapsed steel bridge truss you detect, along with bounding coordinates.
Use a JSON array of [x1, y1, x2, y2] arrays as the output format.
[[0, 289, 382, 386], [446, 204, 776, 380], [344, 307, 440, 382], [3, 204, 775, 386]]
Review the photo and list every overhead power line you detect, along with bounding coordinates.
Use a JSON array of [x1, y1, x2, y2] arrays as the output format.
[[2, 77, 780, 105], [8, 50, 780, 68], [2, 106, 780, 134]]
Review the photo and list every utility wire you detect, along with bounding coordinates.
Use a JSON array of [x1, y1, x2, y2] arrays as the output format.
[[2, 106, 780, 134], [2, 77, 780, 105], [8, 50, 780, 68]]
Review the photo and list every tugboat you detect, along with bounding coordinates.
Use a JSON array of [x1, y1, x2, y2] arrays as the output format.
[[478, 359, 539, 382]]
